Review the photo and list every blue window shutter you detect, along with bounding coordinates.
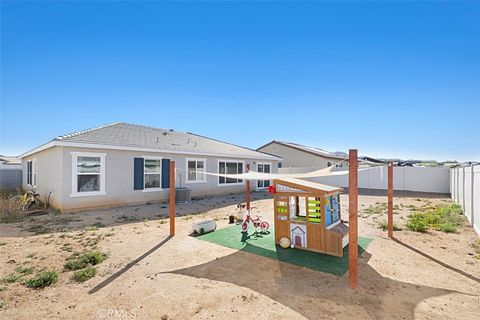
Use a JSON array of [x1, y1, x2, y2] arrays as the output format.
[[133, 158, 144, 190], [27, 161, 32, 185], [162, 159, 170, 188]]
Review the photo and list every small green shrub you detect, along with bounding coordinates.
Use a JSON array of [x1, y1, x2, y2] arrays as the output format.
[[73, 266, 96, 282], [15, 266, 33, 275], [364, 203, 387, 215], [423, 211, 441, 226], [406, 213, 428, 232], [406, 203, 464, 233], [438, 222, 456, 233], [65, 251, 107, 270], [378, 221, 402, 231], [2, 273, 20, 283], [472, 239, 480, 260], [23, 270, 58, 288]]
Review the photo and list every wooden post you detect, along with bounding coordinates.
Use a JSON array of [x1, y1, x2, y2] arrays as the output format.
[[388, 163, 393, 238], [169, 160, 175, 236], [348, 149, 358, 289], [246, 163, 251, 210]]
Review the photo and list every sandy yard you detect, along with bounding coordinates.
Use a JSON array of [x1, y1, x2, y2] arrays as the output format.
[[0, 191, 479, 320]]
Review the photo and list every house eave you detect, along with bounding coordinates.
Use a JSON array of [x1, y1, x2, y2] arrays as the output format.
[[19, 141, 282, 161]]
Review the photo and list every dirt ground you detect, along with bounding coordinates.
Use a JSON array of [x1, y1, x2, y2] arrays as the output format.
[[0, 191, 479, 320]]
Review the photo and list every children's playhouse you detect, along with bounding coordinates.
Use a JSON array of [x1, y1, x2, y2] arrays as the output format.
[[272, 177, 349, 257]]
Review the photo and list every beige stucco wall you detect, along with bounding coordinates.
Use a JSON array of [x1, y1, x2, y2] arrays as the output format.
[[258, 143, 342, 168], [22, 146, 63, 209], [24, 146, 278, 212]]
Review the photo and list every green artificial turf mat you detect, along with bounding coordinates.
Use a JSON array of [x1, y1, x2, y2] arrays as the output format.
[[197, 224, 372, 276]]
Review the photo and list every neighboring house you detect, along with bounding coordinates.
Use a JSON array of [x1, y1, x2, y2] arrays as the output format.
[[358, 156, 386, 168], [19, 123, 280, 212], [0, 155, 22, 191], [0, 155, 21, 170], [257, 141, 347, 169]]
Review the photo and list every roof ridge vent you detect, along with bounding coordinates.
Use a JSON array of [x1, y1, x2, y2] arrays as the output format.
[[56, 122, 121, 140]]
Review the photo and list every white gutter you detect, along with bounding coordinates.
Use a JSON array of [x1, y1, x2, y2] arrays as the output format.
[[19, 141, 282, 161]]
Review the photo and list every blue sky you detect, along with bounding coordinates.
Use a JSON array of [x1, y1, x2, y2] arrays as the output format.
[[1, 1, 479, 161]]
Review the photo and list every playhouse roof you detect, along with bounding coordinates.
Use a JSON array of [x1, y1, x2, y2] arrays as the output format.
[[275, 177, 342, 194]]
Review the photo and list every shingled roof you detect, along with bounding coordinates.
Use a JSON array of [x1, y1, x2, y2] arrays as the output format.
[[21, 123, 280, 160], [257, 140, 347, 160]]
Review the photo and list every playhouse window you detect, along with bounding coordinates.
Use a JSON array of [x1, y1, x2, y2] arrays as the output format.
[[218, 161, 243, 185], [289, 196, 308, 223]]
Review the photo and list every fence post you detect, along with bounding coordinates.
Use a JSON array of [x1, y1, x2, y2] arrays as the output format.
[[471, 164, 475, 226], [388, 163, 393, 239], [462, 166, 467, 212], [456, 167, 459, 203]]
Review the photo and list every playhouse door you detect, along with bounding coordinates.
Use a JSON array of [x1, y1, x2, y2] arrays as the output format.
[[295, 235, 302, 247]]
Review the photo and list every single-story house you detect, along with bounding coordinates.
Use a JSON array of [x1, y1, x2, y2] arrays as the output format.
[[0, 155, 22, 191], [0, 155, 21, 170], [256, 141, 347, 169], [358, 156, 386, 168], [19, 123, 281, 212]]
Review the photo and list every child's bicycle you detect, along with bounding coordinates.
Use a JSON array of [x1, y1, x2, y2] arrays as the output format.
[[12, 188, 41, 211], [241, 206, 269, 233]]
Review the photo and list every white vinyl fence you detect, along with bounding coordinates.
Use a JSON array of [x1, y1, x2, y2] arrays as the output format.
[[450, 165, 480, 235], [279, 166, 451, 193]]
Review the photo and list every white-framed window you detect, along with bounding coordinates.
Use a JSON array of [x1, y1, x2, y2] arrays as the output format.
[[32, 159, 37, 187], [257, 162, 271, 189], [218, 160, 244, 185], [143, 157, 162, 191], [186, 158, 206, 183], [71, 152, 106, 197], [26, 159, 37, 187]]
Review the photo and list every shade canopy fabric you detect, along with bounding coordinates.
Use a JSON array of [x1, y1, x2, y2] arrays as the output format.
[[176, 161, 382, 181]]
